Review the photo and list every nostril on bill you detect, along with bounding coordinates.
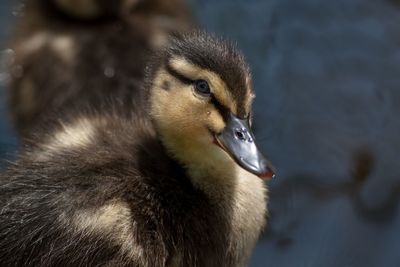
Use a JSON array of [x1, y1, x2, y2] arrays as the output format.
[[234, 128, 247, 141]]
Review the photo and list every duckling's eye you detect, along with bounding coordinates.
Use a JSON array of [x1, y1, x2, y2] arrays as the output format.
[[194, 79, 211, 96]]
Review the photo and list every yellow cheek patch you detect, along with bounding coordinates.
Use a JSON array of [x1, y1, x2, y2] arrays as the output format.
[[151, 67, 226, 136], [207, 105, 226, 133], [169, 57, 238, 114], [151, 70, 206, 147], [152, 69, 197, 120]]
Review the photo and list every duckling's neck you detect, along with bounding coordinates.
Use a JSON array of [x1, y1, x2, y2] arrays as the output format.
[[157, 132, 267, 264], [160, 137, 230, 197], [167, 140, 267, 265], [185, 156, 239, 202], [160, 134, 263, 199], [185, 152, 267, 216]]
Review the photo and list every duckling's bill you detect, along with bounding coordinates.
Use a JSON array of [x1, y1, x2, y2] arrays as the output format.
[[214, 113, 275, 180]]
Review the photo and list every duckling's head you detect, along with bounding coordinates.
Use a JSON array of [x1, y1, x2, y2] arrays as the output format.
[[148, 32, 275, 180]]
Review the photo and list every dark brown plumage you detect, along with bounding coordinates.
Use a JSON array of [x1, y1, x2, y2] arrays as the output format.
[[0, 111, 231, 266]]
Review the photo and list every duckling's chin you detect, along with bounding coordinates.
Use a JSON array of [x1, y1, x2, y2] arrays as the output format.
[[185, 143, 238, 179], [161, 133, 250, 190]]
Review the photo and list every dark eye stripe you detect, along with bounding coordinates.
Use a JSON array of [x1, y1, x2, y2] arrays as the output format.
[[210, 95, 230, 121], [165, 63, 193, 85], [165, 63, 233, 122]]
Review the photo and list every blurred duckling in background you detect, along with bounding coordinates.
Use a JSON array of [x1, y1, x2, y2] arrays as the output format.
[[8, 0, 193, 137], [1, 32, 275, 266]]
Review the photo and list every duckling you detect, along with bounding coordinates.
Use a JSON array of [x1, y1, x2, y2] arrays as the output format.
[[8, 0, 193, 137], [0, 32, 275, 266]]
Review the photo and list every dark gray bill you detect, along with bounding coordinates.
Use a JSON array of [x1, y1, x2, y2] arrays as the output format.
[[215, 113, 275, 179]]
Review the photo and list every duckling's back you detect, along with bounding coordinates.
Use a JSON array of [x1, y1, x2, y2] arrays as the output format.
[[8, 0, 193, 137]]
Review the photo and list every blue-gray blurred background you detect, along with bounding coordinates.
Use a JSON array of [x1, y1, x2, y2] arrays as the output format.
[[1, 0, 400, 266]]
